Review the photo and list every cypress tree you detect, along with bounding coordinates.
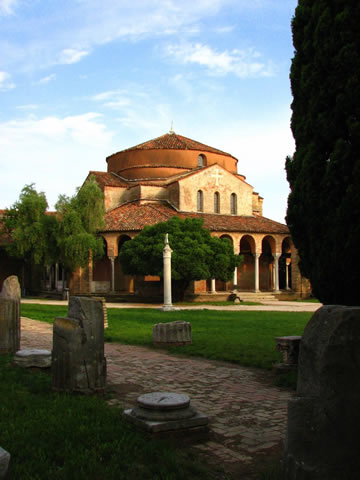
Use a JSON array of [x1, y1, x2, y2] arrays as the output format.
[[286, 0, 360, 305]]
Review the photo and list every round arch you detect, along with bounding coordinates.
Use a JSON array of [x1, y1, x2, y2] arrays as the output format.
[[260, 236, 276, 291], [236, 235, 256, 290], [280, 236, 292, 290]]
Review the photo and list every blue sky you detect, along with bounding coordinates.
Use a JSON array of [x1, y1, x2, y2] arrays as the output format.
[[0, 0, 297, 223]]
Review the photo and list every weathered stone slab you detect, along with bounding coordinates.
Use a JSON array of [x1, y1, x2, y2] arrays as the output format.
[[0, 276, 21, 300], [52, 296, 106, 394], [14, 349, 51, 368], [0, 447, 10, 480], [0, 276, 21, 355], [137, 392, 190, 410], [153, 321, 192, 346], [282, 305, 360, 479]]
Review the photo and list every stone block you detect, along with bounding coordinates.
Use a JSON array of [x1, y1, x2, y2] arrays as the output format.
[[0, 447, 10, 480], [153, 321, 192, 346], [0, 276, 21, 300], [0, 276, 21, 355], [52, 296, 106, 394], [282, 305, 360, 479], [14, 349, 52, 368]]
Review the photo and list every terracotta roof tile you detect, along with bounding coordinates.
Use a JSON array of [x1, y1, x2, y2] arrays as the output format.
[[107, 133, 237, 160], [88, 171, 128, 189], [103, 202, 289, 234]]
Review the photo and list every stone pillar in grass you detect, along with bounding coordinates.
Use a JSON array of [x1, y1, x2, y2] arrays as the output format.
[[282, 305, 360, 479], [52, 296, 106, 394], [0, 275, 21, 354]]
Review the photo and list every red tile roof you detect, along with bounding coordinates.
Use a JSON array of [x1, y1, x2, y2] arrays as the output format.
[[87, 171, 129, 189], [107, 132, 237, 160], [103, 201, 289, 234]]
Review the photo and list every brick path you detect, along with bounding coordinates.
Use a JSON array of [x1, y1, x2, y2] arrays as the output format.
[[20, 317, 292, 479]]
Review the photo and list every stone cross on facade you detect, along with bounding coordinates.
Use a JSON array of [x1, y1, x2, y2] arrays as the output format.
[[211, 167, 223, 186]]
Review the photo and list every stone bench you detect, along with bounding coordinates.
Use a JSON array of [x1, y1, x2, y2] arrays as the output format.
[[274, 335, 302, 372], [14, 349, 52, 368]]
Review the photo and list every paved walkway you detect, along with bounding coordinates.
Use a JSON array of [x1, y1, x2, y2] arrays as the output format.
[[22, 298, 321, 312], [20, 316, 295, 479]]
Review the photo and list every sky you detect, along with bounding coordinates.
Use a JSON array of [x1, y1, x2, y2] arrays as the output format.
[[0, 0, 298, 223]]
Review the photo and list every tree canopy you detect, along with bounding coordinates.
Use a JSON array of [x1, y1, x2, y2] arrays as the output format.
[[2, 175, 105, 274], [285, 0, 360, 305], [1, 184, 56, 266], [118, 216, 240, 299], [55, 175, 105, 270]]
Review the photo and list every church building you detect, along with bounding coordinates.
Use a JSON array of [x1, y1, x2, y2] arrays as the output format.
[[69, 129, 307, 300]]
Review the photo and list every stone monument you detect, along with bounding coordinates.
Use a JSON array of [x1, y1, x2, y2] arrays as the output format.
[[282, 305, 360, 479], [0, 447, 10, 480], [52, 296, 106, 394], [0, 275, 21, 354]]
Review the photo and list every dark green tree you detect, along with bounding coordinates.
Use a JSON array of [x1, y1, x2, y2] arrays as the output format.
[[118, 216, 240, 300], [286, 0, 360, 305]]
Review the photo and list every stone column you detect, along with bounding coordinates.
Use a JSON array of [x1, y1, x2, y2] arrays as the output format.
[[211, 278, 216, 293], [55, 263, 59, 291], [233, 266, 238, 286], [254, 253, 260, 292], [274, 253, 280, 292], [285, 258, 291, 290], [162, 234, 174, 311], [109, 256, 115, 293]]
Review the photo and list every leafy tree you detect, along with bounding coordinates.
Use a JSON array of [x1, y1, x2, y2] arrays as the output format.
[[119, 216, 240, 300], [286, 0, 360, 305], [1, 184, 57, 292], [55, 175, 105, 271]]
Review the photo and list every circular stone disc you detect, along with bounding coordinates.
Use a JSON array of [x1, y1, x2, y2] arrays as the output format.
[[137, 392, 190, 410]]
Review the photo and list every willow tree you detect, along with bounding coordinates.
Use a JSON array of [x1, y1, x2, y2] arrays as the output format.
[[55, 175, 105, 271], [286, 0, 360, 305]]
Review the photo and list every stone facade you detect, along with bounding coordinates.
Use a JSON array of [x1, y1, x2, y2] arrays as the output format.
[[66, 131, 305, 298]]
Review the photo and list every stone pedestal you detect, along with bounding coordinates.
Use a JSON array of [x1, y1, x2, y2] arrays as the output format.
[[0, 276, 21, 355], [14, 349, 52, 368], [52, 296, 106, 394], [282, 306, 360, 479], [124, 392, 208, 433], [153, 321, 192, 346]]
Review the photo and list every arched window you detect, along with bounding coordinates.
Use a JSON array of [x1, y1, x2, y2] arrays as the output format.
[[230, 193, 237, 215], [197, 190, 204, 212], [198, 154, 206, 167], [214, 192, 220, 213]]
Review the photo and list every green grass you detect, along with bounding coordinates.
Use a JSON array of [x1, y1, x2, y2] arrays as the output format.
[[175, 301, 262, 306], [0, 355, 210, 480], [21, 304, 311, 370]]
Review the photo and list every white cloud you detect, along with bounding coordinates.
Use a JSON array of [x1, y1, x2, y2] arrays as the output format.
[[37, 73, 56, 85], [0, 71, 15, 90], [0, 112, 115, 210], [57, 48, 89, 65], [165, 43, 275, 78], [0, 0, 17, 15]]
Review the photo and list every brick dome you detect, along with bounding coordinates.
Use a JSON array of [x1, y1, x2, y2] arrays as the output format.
[[106, 132, 238, 180]]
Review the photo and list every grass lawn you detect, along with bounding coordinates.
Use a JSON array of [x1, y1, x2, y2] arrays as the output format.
[[20, 304, 311, 370], [0, 355, 209, 480]]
